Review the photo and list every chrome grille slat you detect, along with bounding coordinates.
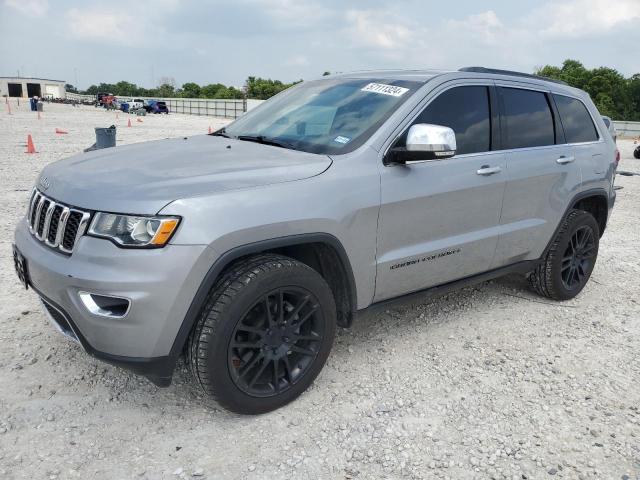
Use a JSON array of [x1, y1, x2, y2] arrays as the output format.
[[36, 199, 50, 239], [51, 207, 69, 248], [60, 210, 88, 253], [41, 201, 56, 243], [45, 205, 64, 246], [29, 193, 41, 231], [33, 196, 46, 236], [28, 190, 39, 230], [27, 189, 89, 254]]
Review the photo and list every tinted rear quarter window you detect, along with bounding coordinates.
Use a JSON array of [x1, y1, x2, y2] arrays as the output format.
[[554, 94, 599, 143], [410, 86, 491, 155], [501, 88, 555, 149]]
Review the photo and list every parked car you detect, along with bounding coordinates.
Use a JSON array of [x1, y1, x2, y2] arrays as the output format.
[[95, 92, 113, 107], [13, 67, 617, 414], [601, 116, 617, 142], [129, 98, 145, 110], [634, 145, 640, 159], [143, 99, 158, 112], [152, 101, 169, 114]]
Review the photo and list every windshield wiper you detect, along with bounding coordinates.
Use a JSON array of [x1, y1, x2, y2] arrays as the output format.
[[236, 135, 296, 150]]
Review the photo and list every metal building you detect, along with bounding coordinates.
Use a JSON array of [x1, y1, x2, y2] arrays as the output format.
[[0, 77, 66, 99]]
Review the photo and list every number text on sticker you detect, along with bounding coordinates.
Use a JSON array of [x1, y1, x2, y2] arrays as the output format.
[[361, 83, 409, 97]]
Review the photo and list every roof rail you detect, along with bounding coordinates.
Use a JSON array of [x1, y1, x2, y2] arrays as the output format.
[[459, 67, 568, 86]]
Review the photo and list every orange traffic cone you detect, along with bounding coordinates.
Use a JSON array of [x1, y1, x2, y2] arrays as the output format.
[[127, 118, 132, 127], [25, 134, 37, 153], [208, 126, 212, 134], [136, 118, 143, 123], [55, 128, 68, 134]]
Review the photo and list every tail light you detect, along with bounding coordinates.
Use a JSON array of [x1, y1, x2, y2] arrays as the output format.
[[615, 148, 620, 168]]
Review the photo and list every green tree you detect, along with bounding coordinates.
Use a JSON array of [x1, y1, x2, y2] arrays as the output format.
[[200, 83, 226, 98], [181, 82, 201, 98], [65, 83, 78, 93], [536, 60, 640, 120], [156, 83, 175, 98], [114, 81, 138, 96], [628, 74, 640, 121], [245, 76, 300, 100]]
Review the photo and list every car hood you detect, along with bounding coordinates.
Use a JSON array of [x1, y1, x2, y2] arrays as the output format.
[[37, 135, 332, 213]]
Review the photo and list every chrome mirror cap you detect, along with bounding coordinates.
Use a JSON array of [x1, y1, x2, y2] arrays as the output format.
[[406, 124, 457, 158]]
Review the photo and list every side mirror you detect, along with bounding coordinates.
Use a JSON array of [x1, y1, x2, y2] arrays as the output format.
[[386, 124, 457, 165]]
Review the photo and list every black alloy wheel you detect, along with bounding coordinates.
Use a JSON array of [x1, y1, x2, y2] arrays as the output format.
[[560, 225, 597, 291], [228, 288, 324, 397], [529, 209, 600, 300]]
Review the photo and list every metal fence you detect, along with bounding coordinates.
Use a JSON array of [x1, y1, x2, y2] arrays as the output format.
[[613, 121, 640, 138], [64, 92, 258, 119], [162, 98, 247, 118], [65, 92, 95, 102]]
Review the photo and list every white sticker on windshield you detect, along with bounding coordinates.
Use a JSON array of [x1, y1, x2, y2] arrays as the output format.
[[334, 136, 351, 144], [361, 83, 409, 97]]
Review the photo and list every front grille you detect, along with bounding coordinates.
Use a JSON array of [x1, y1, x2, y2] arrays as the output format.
[[27, 189, 90, 254]]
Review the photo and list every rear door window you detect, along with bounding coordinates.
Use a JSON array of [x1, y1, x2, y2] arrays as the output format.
[[409, 86, 491, 155], [501, 88, 555, 149], [554, 94, 599, 143]]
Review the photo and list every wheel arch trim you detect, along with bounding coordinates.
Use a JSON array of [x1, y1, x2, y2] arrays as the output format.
[[169, 233, 357, 357], [542, 187, 609, 257]]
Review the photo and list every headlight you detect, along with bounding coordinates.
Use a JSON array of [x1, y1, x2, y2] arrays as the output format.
[[88, 213, 180, 248]]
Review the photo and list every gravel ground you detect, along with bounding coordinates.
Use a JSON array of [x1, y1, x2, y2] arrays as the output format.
[[1, 101, 639, 480]]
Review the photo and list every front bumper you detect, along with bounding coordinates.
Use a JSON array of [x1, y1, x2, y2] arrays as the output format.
[[14, 218, 210, 386]]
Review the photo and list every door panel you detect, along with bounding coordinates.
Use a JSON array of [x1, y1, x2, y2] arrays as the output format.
[[491, 86, 581, 267], [375, 83, 506, 302], [491, 145, 578, 267], [375, 152, 507, 302]]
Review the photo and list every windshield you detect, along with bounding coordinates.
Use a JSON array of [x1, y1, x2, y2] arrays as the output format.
[[224, 78, 422, 155]]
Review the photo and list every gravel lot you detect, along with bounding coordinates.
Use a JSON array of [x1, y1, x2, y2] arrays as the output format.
[[1, 101, 639, 480]]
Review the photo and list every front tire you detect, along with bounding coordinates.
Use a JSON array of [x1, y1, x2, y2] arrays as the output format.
[[188, 254, 336, 414], [529, 209, 599, 300]]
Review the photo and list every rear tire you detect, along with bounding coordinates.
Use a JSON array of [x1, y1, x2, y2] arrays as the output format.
[[529, 209, 599, 300], [187, 254, 336, 414]]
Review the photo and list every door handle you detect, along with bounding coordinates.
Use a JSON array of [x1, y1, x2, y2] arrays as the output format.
[[476, 165, 502, 176], [556, 155, 575, 165]]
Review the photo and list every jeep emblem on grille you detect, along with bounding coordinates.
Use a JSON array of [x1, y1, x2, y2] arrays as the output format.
[[39, 176, 51, 191]]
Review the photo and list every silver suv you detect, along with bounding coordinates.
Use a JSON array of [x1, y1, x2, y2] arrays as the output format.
[[13, 67, 617, 413]]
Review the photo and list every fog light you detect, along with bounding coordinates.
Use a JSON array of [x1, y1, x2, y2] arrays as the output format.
[[79, 292, 130, 318]]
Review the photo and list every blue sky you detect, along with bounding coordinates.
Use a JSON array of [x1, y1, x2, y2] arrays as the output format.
[[1, 0, 638, 89]]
